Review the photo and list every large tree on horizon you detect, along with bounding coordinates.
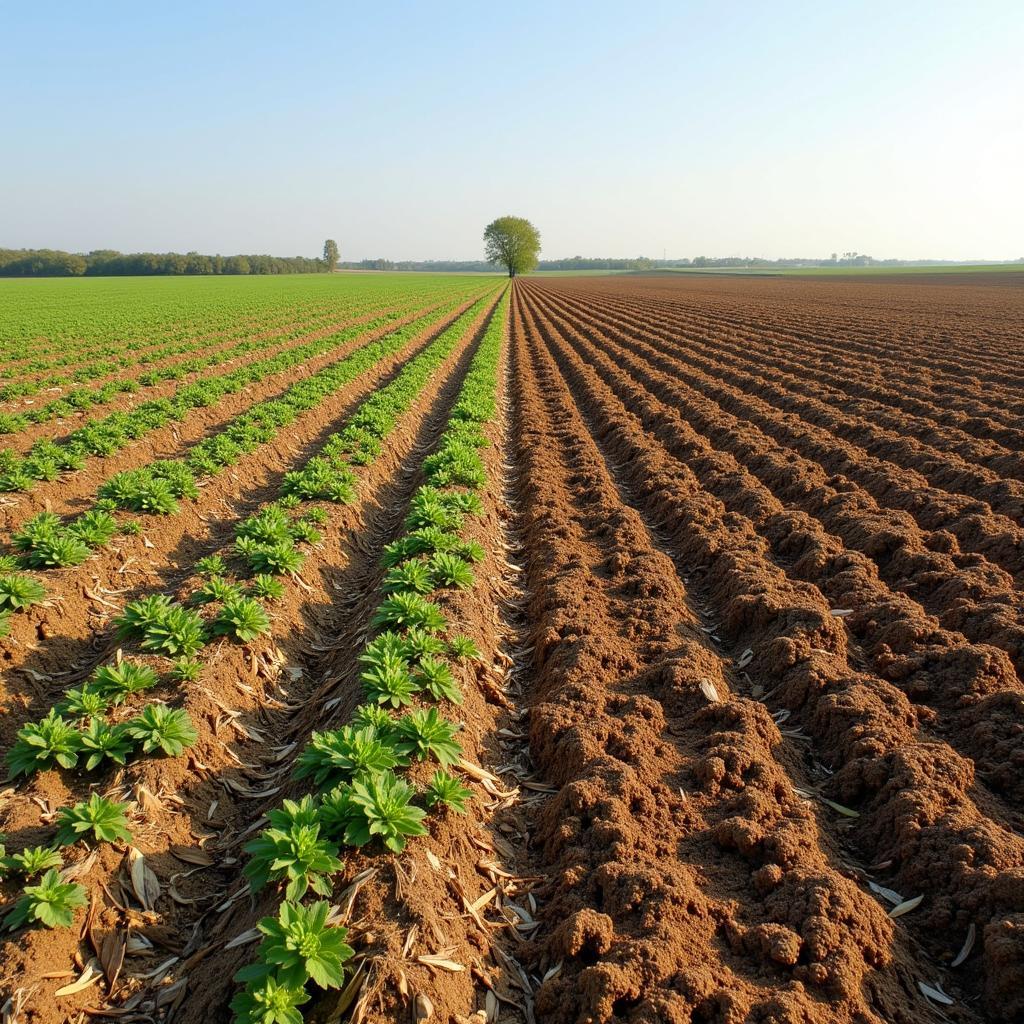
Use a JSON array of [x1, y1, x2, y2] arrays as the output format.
[[483, 216, 540, 278], [323, 238, 339, 273]]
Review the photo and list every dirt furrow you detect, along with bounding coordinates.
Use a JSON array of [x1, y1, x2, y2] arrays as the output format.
[[522, 282, 1024, 804], [516, 281, 1024, 1021], [531, 284, 1024, 587], [505, 286, 955, 1024]]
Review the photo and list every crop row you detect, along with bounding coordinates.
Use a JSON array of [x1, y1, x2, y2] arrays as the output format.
[[0, 299, 481, 641], [0, 290, 503, 983], [228, 289, 507, 1022]]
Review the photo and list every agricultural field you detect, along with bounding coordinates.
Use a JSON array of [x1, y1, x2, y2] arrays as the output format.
[[1, 270, 1023, 1024]]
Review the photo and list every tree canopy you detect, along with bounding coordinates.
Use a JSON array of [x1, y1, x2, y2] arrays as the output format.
[[323, 239, 339, 273], [483, 216, 540, 278]]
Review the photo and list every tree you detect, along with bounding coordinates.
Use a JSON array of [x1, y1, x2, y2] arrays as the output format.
[[483, 216, 540, 278], [323, 239, 339, 273]]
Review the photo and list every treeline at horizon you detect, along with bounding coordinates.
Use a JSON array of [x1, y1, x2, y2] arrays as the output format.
[[347, 253, 1024, 272], [0, 248, 324, 277]]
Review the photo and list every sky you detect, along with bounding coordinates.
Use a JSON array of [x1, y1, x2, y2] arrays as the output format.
[[3, 0, 1023, 262]]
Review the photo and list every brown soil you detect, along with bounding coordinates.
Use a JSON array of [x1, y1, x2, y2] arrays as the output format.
[[3, 272, 1023, 1024]]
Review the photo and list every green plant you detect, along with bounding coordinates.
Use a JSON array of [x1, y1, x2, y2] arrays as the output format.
[[79, 717, 135, 770], [294, 726, 405, 788], [428, 551, 474, 589], [3, 869, 88, 931], [381, 559, 433, 595], [248, 574, 285, 600], [234, 900, 353, 990], [195, 555, 228, 576], [0, 846, 63, 877], [192, 574, 244, 605], [243, 798, 342, 901], [349, 703, 397, 736], [57, 684, 110, 717], [119, 519, 143, 536], [346, 770, 427, 852], [68, 509, 118, 548], [288, 520, 322, 545], [90, 661, 159, 704], [230, 974, 309, 1024], [300, 507, 329, 525], [359, 653, 419, 708], [24, 532, 92, 568], [402, 625, 447, 662], [170, 656, 202, 682], [424, 770, 473, 814], [212, 596, 271, 642], [126, 704, 198, 756], [456, 539, 486, 564], [0, 573, 46, 611], [6, 710, 83, 777], [0, 555, 19, 572], [394, 708, 462, 767], [0, 608, 9, 637], [116, 597, 206, 657], [54, 794, 133, 846], [448, 634, 481, 661], [371, 592, 447, 632], [413, 656, 462, 704]]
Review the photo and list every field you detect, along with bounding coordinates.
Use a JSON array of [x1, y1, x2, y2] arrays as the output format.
[[0, 271, 1022, 1024]]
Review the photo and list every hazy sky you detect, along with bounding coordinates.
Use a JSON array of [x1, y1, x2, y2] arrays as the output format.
[[4, 0, 1022, 261]]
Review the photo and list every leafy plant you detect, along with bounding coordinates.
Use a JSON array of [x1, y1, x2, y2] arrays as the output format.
[[234, 900, 353, 990], [57, 684, 110, 717], [429, 551, 474, 589], [68, 509, 118, 548], [127, 704, 198, 756], [0, 608, 9, 637], [3, 869, 88, 931], [243, 798, 342, 900], [0, 845, 63, 877], [371, 592, 447, 633], [229, 974, 309, 1024], [171, 656, 202, 682], [359, 653, 419, 708], [249, 574, 285, 600], [79, 717, 135, 770], [413, 656, 462, 704], [24, 532, 92, 568], [195, 555, 228, 576], [402, 625, 447, 662], [448, 634, 481, 661], [394, 708, 463, 767], [7, 710, 83, 777], [349, 703, 397, 736], [116, 597, 206, 657], [381, 559, 434, 595], [54, 794, 133, 846], [192, 574, 244, 605], [90, 661, 159, 704], [0, 573, 46, 611], [212, 596, 271, 642], [346, 770, 427, 853], [424, 770, 473, 814], [294, 726, 405, 788]]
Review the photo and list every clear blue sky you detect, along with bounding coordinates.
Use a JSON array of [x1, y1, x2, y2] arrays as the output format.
[[4, 0, 1022, 261]]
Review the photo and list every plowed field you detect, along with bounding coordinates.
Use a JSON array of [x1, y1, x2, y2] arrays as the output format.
[[1, 271, 1022, 1024]]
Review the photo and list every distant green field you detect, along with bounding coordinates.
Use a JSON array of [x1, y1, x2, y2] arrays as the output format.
[[645, 264, 1024, 278]]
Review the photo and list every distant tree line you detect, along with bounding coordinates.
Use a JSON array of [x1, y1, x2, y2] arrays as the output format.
[[0, 248, 325, 277], [341, 253, 1023, 273]]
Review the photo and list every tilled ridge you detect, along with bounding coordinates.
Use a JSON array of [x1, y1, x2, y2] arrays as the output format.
[[505, 285, 949, 1024]]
